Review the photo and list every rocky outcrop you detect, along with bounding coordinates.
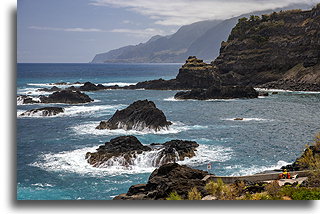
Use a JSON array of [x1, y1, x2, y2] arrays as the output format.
[[282, 144, 320, 171], [96, 100, 172, 131], [40, 90, 93, 104], [85, 136, 199, 168], [19, 107, 64, 117], [175, 56, 221, 89], [174, 85, 258, 100], [213, 5, 320, 90], [85, 136, 151, 167], [78, 82, 107, 91], [113, 163, 209, 200], [37, 86, 61, 92], [123, 56, 221, 90]]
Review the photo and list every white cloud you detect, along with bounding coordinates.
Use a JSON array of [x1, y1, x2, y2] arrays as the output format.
[[29, 26, 104, 32], [90, 0, 319, 26], [29, 26, 164, 38], [110, 28, 165, 37]]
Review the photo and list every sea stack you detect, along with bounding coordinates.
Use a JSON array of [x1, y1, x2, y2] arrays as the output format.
[[96, 100, 172, 131]]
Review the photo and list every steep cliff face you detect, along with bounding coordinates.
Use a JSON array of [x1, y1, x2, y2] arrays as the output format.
[[212, 5, 320, 89], [176, 56, 221, 88]]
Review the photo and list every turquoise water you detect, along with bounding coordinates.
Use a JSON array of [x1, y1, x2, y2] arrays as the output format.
[[17, 63, 320, 200]]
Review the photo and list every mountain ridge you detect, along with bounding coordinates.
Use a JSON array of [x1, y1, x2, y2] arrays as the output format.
[[91, 3, 313, 63]]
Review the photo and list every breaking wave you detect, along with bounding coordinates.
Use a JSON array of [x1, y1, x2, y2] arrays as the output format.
[[70, 121, 209, 136], [222, 117, 274, 122], [29, 144, 232, 176], [17, 104, 125, 118], [255, 88, 320, 94], [228, 160, 290, 176]]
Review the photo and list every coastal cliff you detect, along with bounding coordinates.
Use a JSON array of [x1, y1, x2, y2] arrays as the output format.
[[213, 5, 320, 90]]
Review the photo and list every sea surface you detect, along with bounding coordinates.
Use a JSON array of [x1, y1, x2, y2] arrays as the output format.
[[17, 63, 320, 200]]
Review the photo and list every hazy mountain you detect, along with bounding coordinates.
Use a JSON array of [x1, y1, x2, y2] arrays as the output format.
[[91, 3, 313, 63]]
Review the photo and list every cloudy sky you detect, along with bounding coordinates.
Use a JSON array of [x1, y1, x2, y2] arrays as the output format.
[[18, 0, 319, 62]]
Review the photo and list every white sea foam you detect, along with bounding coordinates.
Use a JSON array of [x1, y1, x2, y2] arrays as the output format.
[[31, 183, 54, 188], [18, 87, 52, 96], [17, 96, 41, 105], [28, 82, 136, 87], [228, 160, 290, 176], [101, 82, 137, 87], [255, 88, 320, 94], [222, 117, 273, 122], [70, 121, 209, 136], [17, 104, 125, 118], [163, 96, 181, 102], [29, 144, 232, 176], [164, 96, 238, 102]]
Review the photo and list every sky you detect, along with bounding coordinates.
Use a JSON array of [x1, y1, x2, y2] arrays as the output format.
[[17, 0, 320, 63]]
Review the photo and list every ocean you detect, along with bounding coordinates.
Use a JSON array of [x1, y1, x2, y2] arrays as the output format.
[[17, 63, 320, 200]]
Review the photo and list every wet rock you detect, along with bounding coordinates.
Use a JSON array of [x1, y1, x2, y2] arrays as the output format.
[[86, 136, 199, 168], [40, 90, 93, 104], [113, 163, 209, 200], [79, 82, 107, 91], [174, 85, 258, 100], [234, 118, 244, 121], [155, 140, 199, 165], [85, 136, 151, 167], [20, 107, 64, 116], [96, 100, 172, 131], [37, 86, 61, 92]]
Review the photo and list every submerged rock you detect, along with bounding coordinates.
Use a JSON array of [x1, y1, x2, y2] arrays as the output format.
[[40, 90, 93, 104], [96, 100, 172, 131], [113, 163, 209, 200], [20, 107, 64, 117], [174, 85, 258, 100], [85, 136, 199, 168]]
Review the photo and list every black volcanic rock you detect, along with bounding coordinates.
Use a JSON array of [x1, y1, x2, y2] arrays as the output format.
[[123, 56, 221, 90], [175, 56, 221, 89], [96, 100, 172, 131], [37, 86, 61, 92], [85, 136, 199, 168], [155, 140, 199, 165], [85, 136, 151, 167], [20, 107, 64, 117], [40, 90, 93, 104], [113, 163, 209, 200], [79, 82, 107, 91], [174, 85, 259, 100]]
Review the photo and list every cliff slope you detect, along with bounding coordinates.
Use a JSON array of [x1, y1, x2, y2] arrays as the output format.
[[213, 4, 320, 90]]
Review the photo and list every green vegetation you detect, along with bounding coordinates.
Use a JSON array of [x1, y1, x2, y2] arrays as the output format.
[[166, 191, 183, 200], [187, 187, 202, 200], [205, 178, 234, 200]]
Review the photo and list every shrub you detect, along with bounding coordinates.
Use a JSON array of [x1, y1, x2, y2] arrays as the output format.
[[205, 178, 234, 200], [291, 188, 320, 200], [166, 191, 183, 200], [265, 180, 281, 198], [187, 187, 202, 200]]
